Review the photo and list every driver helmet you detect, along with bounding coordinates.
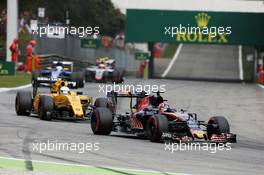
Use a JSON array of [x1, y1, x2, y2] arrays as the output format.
[[60, 86, 70, 95], [98, 63, 106, 69], [158, 102, 170, 113], [56, 65, 63, 71]]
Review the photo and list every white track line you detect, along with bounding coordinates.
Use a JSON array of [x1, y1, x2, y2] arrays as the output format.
[[162, 43, 183, 78], [238, 45, 244, 81], [0, 84, 31, 93]]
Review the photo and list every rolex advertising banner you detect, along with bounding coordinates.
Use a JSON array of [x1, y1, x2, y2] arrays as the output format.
[[0, 60, 15, 75], [81, 38, 101, 49], [125, 9, 264, 45]]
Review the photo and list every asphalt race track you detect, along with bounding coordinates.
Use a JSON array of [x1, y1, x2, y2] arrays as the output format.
[[0, 79, 264, 175], [163, 44, 240, 81]]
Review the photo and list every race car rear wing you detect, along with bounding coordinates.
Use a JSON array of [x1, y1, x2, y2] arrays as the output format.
[[52, 61, 73, 65], [107, 91, 140, 98], [52, 61, 73, 72], [35, 77, 77, 88], [107, 90, 166, 98], [41, 61, 74, 72]]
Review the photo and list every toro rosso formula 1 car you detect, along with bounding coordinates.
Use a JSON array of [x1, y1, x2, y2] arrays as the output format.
[[91, 91, 236, 143], [32, 61, 85, 88], [85, 57, 124, 83], [15, 80, 92, 120]]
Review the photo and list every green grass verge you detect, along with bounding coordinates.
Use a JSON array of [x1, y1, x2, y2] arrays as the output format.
[[0, 73, 31, 87], [162, 44, 179, 58], [0, 157, 182, 175]]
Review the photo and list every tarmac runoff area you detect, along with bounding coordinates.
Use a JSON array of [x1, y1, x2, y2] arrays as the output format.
[[156, 44, 241, 82]]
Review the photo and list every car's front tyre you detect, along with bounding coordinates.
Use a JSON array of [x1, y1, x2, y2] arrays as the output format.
[[147, 114, 168, 142], [91, 107, 113, 135], [15, 91, 32, 116], [39, 96, 54, 121], [207, 116, 230, 140]]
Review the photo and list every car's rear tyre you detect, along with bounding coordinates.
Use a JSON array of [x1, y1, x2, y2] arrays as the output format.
[[112, 70, 123, 83], [77, 72, 85, 88], [91, 107, 113, 135], [85, 71, 93, 82], [15, 91, 32, 116], [70, 73, 79, 89], [39, 96, 54, 121], [102, 72, 108, 82], [94, 98, 108, 108], [117, 69, 124, 83], [207, 116, 230, 140], [147, 114, 168, 142], [94, 98, 115, 113]]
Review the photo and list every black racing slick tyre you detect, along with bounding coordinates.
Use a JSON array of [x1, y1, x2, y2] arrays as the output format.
[[94, 98, 108, 108], [15, 91, 32, 116], [85, 71, 93, 82], [112, 70, 122, 83], [147, 114, 168, 142], [77, 72, 85, 88], [207, 116, 230, 140], [70, 73, 79, 89], [71, 72, 85, 88], [117, 68, 124, 83], [94, 98, 115, 113], [91, 107, 113, 135], [39, 96, 54, 121]]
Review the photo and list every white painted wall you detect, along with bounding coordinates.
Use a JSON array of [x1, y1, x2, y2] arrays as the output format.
[[6, 0, 18, 62]]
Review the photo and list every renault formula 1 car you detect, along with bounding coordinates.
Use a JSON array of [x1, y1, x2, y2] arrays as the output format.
[[91, 91, 236, 143], [32, 61, 85, 88], [15, 80, 92, 120], [85, 57, 124, 83]]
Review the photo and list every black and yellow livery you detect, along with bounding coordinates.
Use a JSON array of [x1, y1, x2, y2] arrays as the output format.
[[15, 80, 92, 120]]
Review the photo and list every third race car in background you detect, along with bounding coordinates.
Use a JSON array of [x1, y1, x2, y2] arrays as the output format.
[[32, 61, 85, 88], [85, 57, 124, 83], [91, 91, 237, 143]]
